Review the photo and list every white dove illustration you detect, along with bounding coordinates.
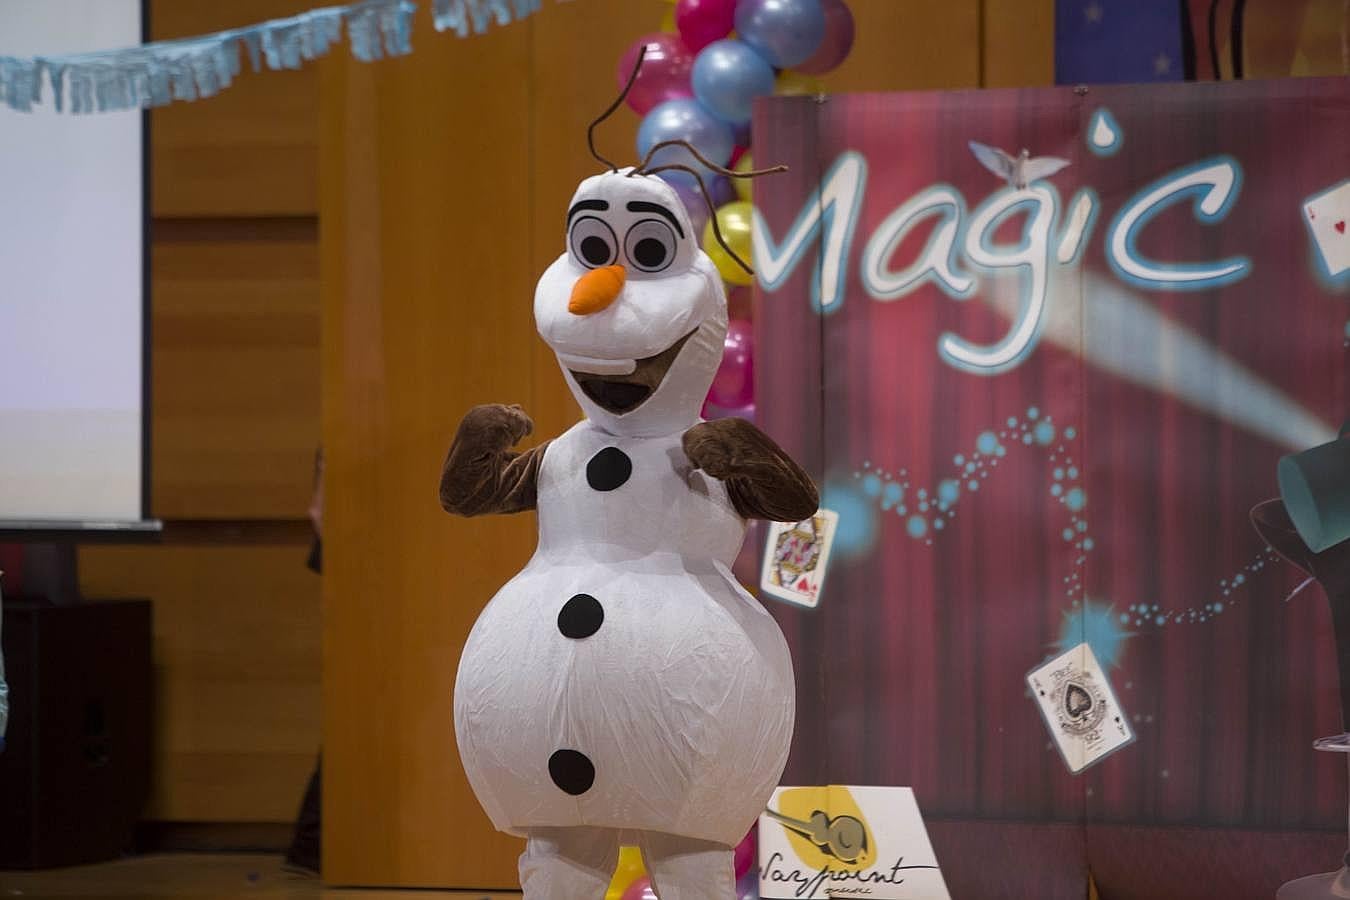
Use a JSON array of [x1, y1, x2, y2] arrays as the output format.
[[968, 141, 1070, 190]]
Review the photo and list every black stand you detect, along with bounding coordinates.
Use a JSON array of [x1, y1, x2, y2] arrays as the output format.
[[19, 543, 82, 605], [1252, 500, 1350, 899]]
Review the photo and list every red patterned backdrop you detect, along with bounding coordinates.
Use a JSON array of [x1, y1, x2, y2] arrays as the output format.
[[753, 78, 1349, 899]]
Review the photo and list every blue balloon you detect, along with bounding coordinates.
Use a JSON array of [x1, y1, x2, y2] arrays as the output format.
[[636, 98, 735, 190], [691, 39, 776, 125], [734, 0, 826, 69]]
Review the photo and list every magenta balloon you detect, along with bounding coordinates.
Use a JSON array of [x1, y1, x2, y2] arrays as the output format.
[[709, 318, 754, 408], [733, 826, 756, 878], [620, 876, 657, 900], [675, 0, 737, 53], [796, 0, 855, 74], [618, 33, 695, 115]]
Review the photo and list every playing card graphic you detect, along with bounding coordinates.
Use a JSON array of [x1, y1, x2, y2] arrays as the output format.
[[760, 509, 839, 608], [1026, 642, 1134, 773], [1302, 180, 1350, 279]]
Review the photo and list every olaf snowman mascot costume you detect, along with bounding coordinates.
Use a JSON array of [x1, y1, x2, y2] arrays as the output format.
[[440, 164, 819, 899]]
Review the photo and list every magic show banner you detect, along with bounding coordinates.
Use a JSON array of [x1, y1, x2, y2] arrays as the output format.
[[754, 77, 1349, 899]]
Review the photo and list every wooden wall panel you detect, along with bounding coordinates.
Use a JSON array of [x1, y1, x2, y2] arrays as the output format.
[[320, 21, 540, 889], [152, 219, 319, 520], [982, 0, 1055, 88], [150, 0, 319, 218], [51, 1, 326, 830], [80, 541, 320, 822], [828, 0, 981, 91]]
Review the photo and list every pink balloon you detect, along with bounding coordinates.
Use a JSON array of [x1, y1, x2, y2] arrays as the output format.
[[796, 0, 855, 75], [734, 824, 757, 878], [709, 318, 754, 408], [621, 876, 657, 900], [675, 0, 737, 53], [618, 33, 695, 115]]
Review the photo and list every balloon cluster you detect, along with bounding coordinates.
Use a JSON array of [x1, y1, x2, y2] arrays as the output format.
[[606, 826, 761, 899], [618, 0, 856, 423]]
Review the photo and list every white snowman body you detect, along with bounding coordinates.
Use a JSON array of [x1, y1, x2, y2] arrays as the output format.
[[454, 421, 794, 846], [452, 168, 796, 849]]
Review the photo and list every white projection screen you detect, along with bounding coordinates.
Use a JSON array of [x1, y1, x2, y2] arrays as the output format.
[[0, 0, 149, 530]]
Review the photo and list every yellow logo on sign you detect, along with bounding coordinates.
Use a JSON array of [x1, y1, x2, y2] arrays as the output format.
[[765, 786, 873, 871]]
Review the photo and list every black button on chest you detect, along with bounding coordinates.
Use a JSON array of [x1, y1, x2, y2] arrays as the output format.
[[558, 593, 604, 639], [548, 749, 595, 795], [586, 446, 632, 491]]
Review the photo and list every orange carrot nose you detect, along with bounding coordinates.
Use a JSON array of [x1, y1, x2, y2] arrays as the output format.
[[568, 265, 626, 315]]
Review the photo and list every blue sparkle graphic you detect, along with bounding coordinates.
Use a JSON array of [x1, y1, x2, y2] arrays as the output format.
[[938, 479, 961, 504], [823, 479, 877, 558], [1056, 601, 1131, 669]]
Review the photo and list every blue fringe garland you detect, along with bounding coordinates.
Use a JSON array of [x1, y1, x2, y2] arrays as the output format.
[[0, 0, 418, 114], [431, 0, 565, 37]]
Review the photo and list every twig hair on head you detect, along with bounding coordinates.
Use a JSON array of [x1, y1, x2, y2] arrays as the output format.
[[584, 45, 788, 277], [588, 44, 646, 172]]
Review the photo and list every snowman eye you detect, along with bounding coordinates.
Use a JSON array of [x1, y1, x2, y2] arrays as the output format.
[[569, 216, 618, 268], [624, 219, 677, 273]]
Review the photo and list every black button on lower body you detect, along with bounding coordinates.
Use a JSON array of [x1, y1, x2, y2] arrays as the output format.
[[558, 593, 604, 639], [586, 447, 631, 491], [548, 749, 595, 796]]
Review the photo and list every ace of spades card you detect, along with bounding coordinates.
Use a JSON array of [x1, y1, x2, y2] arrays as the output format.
[[760, 509, 839, 609], [1026, 642, 1134, 774]]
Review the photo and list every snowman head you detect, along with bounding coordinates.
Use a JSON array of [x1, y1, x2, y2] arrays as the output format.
[[535, 169, 728, 438], [533, 47, 783, 438]]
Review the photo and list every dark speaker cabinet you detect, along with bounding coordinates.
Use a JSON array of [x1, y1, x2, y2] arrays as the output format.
[[0, 600, 152, 868]]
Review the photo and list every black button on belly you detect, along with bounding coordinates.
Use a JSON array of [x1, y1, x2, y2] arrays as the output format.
[[548, 749, 595, 796], [586, 447, 631, 491], [558, 593, 604, 639]]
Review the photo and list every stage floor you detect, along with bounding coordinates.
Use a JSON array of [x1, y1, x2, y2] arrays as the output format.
[[0, 854, 522, 899]]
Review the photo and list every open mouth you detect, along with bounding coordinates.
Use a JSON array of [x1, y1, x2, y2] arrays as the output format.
[[571, 331, 695, 415]]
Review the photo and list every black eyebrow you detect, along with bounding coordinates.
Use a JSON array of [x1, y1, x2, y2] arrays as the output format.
[[626, 201, 685, 239], [567, 199, 609, 225]]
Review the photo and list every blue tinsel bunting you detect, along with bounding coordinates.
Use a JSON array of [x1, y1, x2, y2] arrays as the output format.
[[431, 0, 564, 37], [0, 0, 551, 114]]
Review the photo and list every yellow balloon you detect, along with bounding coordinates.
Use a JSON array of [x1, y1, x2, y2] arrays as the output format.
[[604, 846, 647, 900], [702, 201, 756, 287], [659, 6, 676, 32], [776, 70, 826, 96], [732, 153, 755, 202]]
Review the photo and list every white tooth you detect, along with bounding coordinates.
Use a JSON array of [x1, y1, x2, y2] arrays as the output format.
[[557, 353, 637, 375]]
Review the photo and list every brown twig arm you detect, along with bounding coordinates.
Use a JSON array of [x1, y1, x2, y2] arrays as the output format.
[[682, 417, 819, 523], [439, 404, 549, 517]]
